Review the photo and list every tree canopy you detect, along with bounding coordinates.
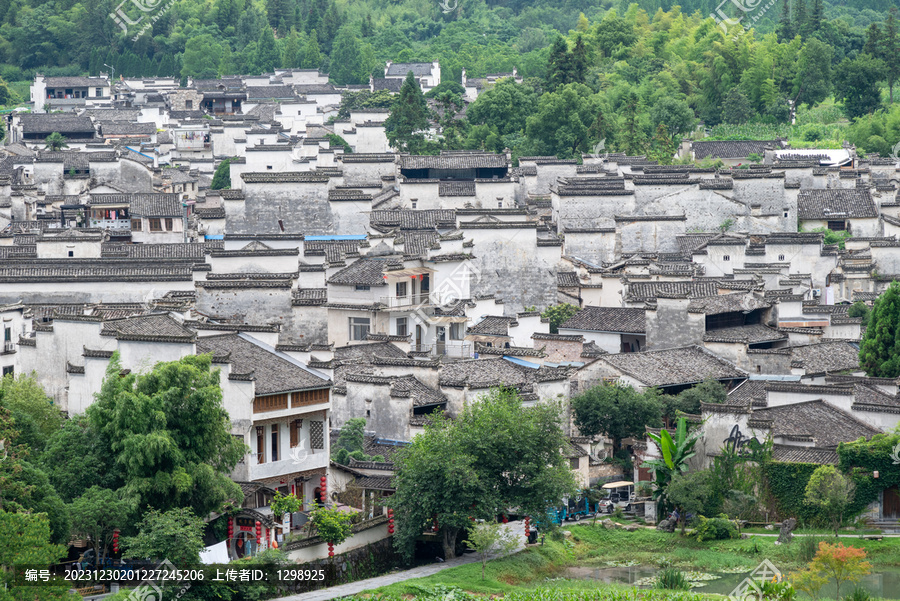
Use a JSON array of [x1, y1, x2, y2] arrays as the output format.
[[860, 282, 900, 377], [571, 383, 663, 452]]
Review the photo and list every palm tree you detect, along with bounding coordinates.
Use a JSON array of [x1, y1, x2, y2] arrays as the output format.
[[44, 132, 68, 151]]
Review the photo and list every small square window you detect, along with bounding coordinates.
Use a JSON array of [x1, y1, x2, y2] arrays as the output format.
[[355, 285, 370, 291], [723, 255, 730, 261], [164, 218, 173, 231], [67, 251, 74, 257], [267, 166, 273, 170], [366, 409, 371, 417], [185, 99, 193, 109], [783, 211, 789, 218], [396, 317, 408, 337], [411, 201, 417, 209], [778, 254, 785, 261]]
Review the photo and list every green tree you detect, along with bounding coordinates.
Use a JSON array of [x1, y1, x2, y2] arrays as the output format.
[[860, 282, 900, 377], [309, 505, 355, 546], [525, 83, 600, 158], [40, 415, 118, 502], [848, 301, 871, 327], [466, 79, 539, 137], [302, 29, 322, 69], [87, 353, 246, 517], [808, 542, 872, 600], [650, 123, 676, 164], [464, 520, 519, 580], [884, 8, 900, 104], [211, 158, 236, 190], [834, 54, 887, 119], [541, 303, 579, 334], [804, 465, 855, 537], [0, 510, 74, 601], [44, 132, 67, 151], [270, 491, 302, 523], [257, 26, 279, 74], [619, 90, 648, 156], [665, 469, 712, 534], [388, 389, 575, 561], [281, 28, 303, 69], [122, 507, 205, 565], [643, 417, 702, 511], [673, 379, 727, 416], [650, 97, 695, 140], [722, 88, 753, 125], [793, 38, 833, 111], [592, 13, 637, 57], [69, 486, 136, 567], [572, 383, 663, 453], [776, 0, 793, 42], [330, 26, 366, 85], [384, 72, 429, 153], [0, 373, 62, 453], [546, 35, 573, 92], [181, 34, 223, 79]]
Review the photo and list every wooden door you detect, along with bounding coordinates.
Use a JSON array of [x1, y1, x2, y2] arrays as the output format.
[[884, 486, 900, 519]]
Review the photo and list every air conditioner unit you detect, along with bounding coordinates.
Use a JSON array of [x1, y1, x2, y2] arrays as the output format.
[[812, 289, 821, 298]]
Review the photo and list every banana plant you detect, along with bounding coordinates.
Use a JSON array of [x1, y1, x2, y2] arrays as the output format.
[[642, 417, 702, 508]]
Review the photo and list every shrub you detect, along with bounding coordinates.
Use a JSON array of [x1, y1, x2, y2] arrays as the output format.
[[655, 567, 690, 590], [692, 516, 738, 541], [797, 536, 828, 563], [846, 586, 872, 601]]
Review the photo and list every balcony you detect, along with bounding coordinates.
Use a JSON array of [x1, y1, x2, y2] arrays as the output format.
[[249, 451, 329, 482], [2, 341, 14, 354], [410, 342, 472, 358], [90, 219, 131, 230], [380, 293, 435, 309]]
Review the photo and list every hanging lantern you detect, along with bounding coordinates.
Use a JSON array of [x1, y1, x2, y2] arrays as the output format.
[[388, 508, 395, 535], [502, 515, 508, 524], [255, 521, 262, 546], [524, 517, 530, 542], [227, 518, 234, 541], [328, 542, 334, 558], [112, 530, 119, 554]]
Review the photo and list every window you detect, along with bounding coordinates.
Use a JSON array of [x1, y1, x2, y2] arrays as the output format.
[[757, 365, 761, 373], [570, 458, 580, 469], [131, 219, 142, 231], [355, 285, 370, 291], [497, 199, 503, 208], [778, 254, 785, 261], [828, 220, 847, 231], [2, 366, 13, 377], [185, 99, 193, 109], [349, 317, 371, 341], [95, 87, 102, 97], [722, 255, 730, 261], [310, 421, 324, 450], [292, 388, 328, 407], [271, 424, 279, 462], [267, 166, 273, 170], [256, 426, 265, 464], [149, 218, 162, 232], [411, 201, 417, 209], [67, 251, 74, 257], [254, 393, 289, 413], [290, 419, 302, 448], [784, 211, 789, 218], [396, 317, 408, 337], [395, 281, 407, 298], [164, 218, 173, 231], [366, 409, 371, 417]]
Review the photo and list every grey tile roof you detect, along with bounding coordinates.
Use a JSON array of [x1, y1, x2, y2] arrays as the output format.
[[752, 400, 879, 448], [439, 181, 476, 196], [105, 313, 195, 342], [797, 189, 878, 220], [469, 316, 516, 336], [370, 209, 456, 230], [372, 78, 403, 92], [688, 293, 772, 315], [560, 306, 645, 334], [21, 114, 95, 135], [627, 281, 722, 300], [355, 475, 395, 490], [399, 153, 508, 170], [100, 122, 157, 135], [390, 375, 447, 407], [703, 324, 787, 344], [601, 345, 746, 387], [557, 272, 580, 287], [327, 257, 401, 286], [692, 140, 776, 159], [439, 356, 568, 389], [244, 86, 297, 100], [726, 379, 768, 407], [196, 333, 330, 395], [851, 383, 900, 411], [386, 62, 434, 77], [304, 239, 361, 263], [791, 341, 860, 374], [772, 445, 838, 464]]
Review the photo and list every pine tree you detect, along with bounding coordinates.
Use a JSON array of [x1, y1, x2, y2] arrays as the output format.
[[546, 35, 572, 92], [809, 0, 824, 32], [305, 1, 319, 34], [318, 1, 341, 53], [650, 123, 676, 164], [158, 54, 175, 77], [361, 13, 374, 37], [572, 35, 588, 85], [257, 26, 279, 73], [860, 282, 900, 377], [794, 0, 807, 37], [777, 0, 793, 41], [620, 91, 647, 156], [864, 23, 884, 57], [384, 72, 429, 153], [302, 29, 321, 69], [884, 8, 900, 103], [282, 28, 302, 69]]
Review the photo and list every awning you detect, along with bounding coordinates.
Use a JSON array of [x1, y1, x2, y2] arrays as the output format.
[[602, 480, 634, 489], [383, 267, 434, 278]]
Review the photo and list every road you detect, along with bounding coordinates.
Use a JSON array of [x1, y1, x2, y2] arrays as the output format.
[[279, 520, 528, 601]]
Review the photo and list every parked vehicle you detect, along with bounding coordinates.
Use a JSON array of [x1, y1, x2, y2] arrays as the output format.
[[565, 493, 598, 521], [599, 480, 635, 514]]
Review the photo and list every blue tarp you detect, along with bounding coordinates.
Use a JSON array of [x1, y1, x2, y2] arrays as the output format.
[[502, 356, 541, 369]]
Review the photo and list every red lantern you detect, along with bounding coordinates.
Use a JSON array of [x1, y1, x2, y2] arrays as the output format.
[[524, 517, 530, 542], [320, 475, 327, 503], [255, 521, 262, 546], [432, 516, 439, 532], [227, 518, 234, 540], [328, 542, 334, 558], [112, 530, 119, 554], [502, 515, 508, 524]]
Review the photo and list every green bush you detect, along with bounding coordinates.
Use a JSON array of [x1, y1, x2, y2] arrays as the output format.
[[692, 516, 738, 542], [845, 586, 872, 601], [655, 567, 690, 590]]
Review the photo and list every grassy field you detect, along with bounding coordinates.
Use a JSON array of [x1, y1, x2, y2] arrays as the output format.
[[349, 523, 900, 600]]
